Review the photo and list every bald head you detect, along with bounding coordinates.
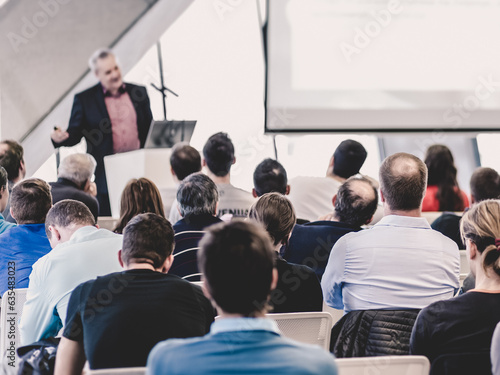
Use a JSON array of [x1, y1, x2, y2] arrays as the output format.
[[334, 176, 378, 227], [379, 153, 427, 212]]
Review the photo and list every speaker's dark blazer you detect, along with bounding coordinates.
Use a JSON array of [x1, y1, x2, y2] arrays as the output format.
[[52, 82, 153, 196]]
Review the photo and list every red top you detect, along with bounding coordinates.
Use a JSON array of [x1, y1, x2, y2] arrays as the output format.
[[422, 185, 469, 212]]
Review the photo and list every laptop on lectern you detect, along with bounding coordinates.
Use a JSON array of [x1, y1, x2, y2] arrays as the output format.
[[144, 120, 197, 149]]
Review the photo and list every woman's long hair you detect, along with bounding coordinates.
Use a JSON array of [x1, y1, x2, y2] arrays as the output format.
[[425, 144, 465, 211], [113, 178, 165, 234]]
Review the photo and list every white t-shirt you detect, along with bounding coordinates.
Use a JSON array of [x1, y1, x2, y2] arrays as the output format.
[[288, 176, 342, 221]]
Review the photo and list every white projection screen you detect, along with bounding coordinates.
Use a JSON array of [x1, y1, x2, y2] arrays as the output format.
[[265, 0, 500, 132]]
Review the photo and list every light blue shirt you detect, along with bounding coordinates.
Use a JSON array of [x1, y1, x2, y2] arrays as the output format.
[[147, 317, 338, 375], [321, 215, 460, 313], [0, 213, 15, 235], [492, 322, 500, 375], [19, 226, 123, 345]]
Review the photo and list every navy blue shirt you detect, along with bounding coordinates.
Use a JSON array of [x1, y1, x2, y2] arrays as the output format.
[[0, 224, 51, 296]]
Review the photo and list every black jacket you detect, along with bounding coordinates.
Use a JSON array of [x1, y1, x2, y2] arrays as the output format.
[[330, 309, 420, 357]]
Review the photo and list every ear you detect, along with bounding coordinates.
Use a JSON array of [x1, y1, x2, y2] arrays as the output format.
[[202, 159, 207, 167], [161, 254, 174, 273], [48, 225, 61, 241], [332, 194, 337, 208], [285, 185, 290, 195], [118, 249, 125, 268], [365, 216, 374, 225], [9, 207, 16, 221], [270, 268, 278, 291], [201, 278, 212, 301], [170, 166, 175, 177], [380, 190, 386, 203], [470, 194, 476, 204], [232, 157, 236, 165], [468, 240, 478, 260], [214, 201, 219, 216], [252, 188, 258, 198]]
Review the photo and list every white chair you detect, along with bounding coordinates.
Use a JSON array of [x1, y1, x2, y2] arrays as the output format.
[[86, 368, 146, 375], [96, 216, 118, 231], [0, 288, 28, 357], [267, 312, 333, 351], [460, 250, 470, 274], [323, 301, 344, 326], [336, 355, 430, 375]]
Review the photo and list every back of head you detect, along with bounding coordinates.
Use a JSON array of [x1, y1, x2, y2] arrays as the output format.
[[170, 143, 202, 181], [114, 178, 165, 234], [253, 158, 288, 196], [122, 213, 174, 268], [0, 140, 24, 182], [425, 144, 464, 211], [198, 220, 275, 316], [248, 192, 296, 246], [460, 199, 500, 278], [202, 132, 234, 177], [58, 153, 97, 186], [335, 176, 379, 227], [177, 172, 219, 217], [11, 178, 52, 224], [333, 140, 367, 179], [45, 199, 95, 239], [379, 152, 427, 212], [470, 167, 500, 202]]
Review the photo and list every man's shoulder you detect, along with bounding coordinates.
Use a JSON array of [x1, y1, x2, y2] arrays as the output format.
[[75, 83, 102, 98]]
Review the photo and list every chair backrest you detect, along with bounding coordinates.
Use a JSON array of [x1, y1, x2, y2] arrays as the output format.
[[322, 301, 344, 326], [267, 312, 333, 351], [430, 351, 491, 375], [460, 250, 470, 274], [336, 355, 430, 375], [0, 288, 28, 359], [87, 367, 146, 375]]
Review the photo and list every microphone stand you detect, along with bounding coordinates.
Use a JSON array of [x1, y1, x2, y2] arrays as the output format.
[[151, 41, 179, 121]]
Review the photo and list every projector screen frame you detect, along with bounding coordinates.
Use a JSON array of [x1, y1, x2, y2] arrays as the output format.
[[262, 0, 500, 134]]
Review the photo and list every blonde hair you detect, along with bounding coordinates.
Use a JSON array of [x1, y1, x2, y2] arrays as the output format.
[[460, 199, 500, 276]]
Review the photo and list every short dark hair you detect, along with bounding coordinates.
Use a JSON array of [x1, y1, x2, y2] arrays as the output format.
[[122, 213, 174, 269], [198, 220, 275, 316], [45, 200, 95, 239], [334, 177, 378, 227], [0, 140, 24, 181], [248, 192, 296, 246], [379, 153, 427, 211], [170, 143, 202, 181], [177, 173, 218, 217], [202, 132, 234, 177], [470, 167, 500, 202], [253, 159, 288, 197], [333, 140, 367, 179], [0, 167, 7, 190], [10, 178, 52, 224]]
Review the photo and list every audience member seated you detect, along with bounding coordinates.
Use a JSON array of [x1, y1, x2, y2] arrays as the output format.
[[248, 192, 323, 313], [166, 142, 202, 224], [147, 220, 338, 375], [288, 139, 367, 221], [252, 158, 290, 197], [203, 132, 255, 219], [113, 177, 165, 234], [0, 167, 15, 234], [55, 213, 215, 372], [322, 152, 459, 313], [0, 178, 52, 295], [422, 144, 469, 212], [170, 173, 222, 280], [20, 200, 123, 345], [411, 200, 500, 369], [284, 176, 378, 280], [433, 167, 500, 249], [50, 153, 99, 221], [0, 139, 26, 222]]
